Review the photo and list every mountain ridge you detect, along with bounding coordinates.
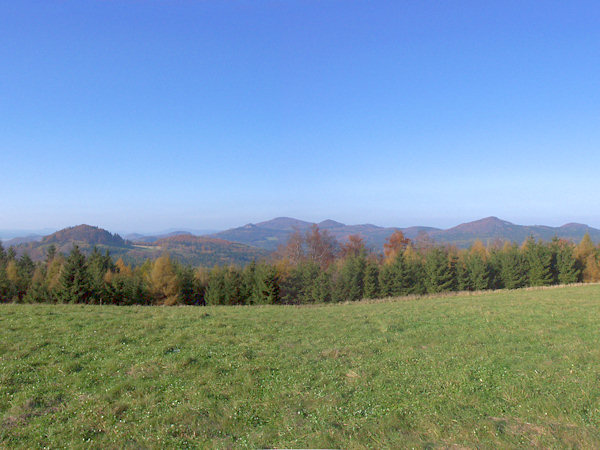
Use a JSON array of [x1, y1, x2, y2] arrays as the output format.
[[6, 217, 600, 264]]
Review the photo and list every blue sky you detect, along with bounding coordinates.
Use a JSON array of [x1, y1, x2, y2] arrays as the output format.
[[1, 1, 599, 233]]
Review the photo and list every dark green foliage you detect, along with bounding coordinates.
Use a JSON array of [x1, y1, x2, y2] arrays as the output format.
[[424, 248, 456, 293], [205, 266, 244, 305], [176, 265, 201, 305], [14, 254, 36, 300], [251, 263, 280, 304], [333, 255, 366, 302], [464, 254, 490, 291], [309, 269, 332, 303], [105, 273, 149, 305], [524, 238, 555, 287], [498, 245, 527, 289], [87, 247, 115, 304], [556, 243, 581, 284], [57, 246, 92, 304], [363, 261, 380, 299]]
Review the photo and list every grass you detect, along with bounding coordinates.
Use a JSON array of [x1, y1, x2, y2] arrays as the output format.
[[2, 285, 600, 448]]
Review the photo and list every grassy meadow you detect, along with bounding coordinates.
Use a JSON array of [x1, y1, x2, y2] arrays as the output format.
[[2, 285, 600, 448]]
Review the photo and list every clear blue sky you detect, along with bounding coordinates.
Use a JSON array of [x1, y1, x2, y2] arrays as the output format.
[[1, 1, 599, 233]]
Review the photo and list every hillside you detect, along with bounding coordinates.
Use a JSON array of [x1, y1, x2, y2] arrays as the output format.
[[2, 285, 600, 447], [211, 217, 407, 251], [12, 226, 267, 267], [127, 234, 268, 266], [42, 224, 127, 247], [430, 217, 600, 247], [210, 216, 600, 251]]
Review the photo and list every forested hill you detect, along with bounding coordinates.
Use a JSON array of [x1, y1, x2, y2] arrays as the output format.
[[209, 216, 600, 250], [42, 224, 126, 247], [10, 225, 267, 267]]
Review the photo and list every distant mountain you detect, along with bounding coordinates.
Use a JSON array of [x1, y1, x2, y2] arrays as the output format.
[[8, 217, 600, 264], [255, 217, 314, 231], [429, 217, 600, 247], [0, 228, 56, 240], [42, 224, 127, 247], [209, 216, 600, 251], [210, 217, 415, 251], [11, 225, 267, 267], [129, 231, 193, 244], [3, 234, 44, 247]]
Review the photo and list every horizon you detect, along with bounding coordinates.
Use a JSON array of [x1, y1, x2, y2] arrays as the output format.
[[2, 214, 600, 241], [2, 2, 600, 231]]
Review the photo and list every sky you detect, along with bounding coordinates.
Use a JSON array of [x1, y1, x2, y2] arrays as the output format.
[[1, 1, 599, 234]]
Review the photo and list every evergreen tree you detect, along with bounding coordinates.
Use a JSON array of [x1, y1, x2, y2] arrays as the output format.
[[251, 263, 280, 304], [45, 244, 57, 265], [14, 254, 35, 301], [204, 267, 226, 305], [455, 254, 470, 291], [176, 265, 199, 305], [0, 264, 9, 302], [465, 253, 490, 291], [499, 244, 528, 289], [0, 241, 6, 265], [378, 262, 395, 297], [309, 269, 332, 303], [363, 261, 380, 299], [87, 247, 114, 304], [523, 238, 555, 286], [424, 248, 456, 293], [556, 243, 581, 284], [23, 266, 50, 303], [333, 255, 366, 302], [58, 245, 91, 303]]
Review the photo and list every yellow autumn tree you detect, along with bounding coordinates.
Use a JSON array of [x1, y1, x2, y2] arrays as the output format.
[[45, 255, 65, 292], [575, 233, 600, 282], [148, 254, 180, 305], [469, 239, 487, 260]]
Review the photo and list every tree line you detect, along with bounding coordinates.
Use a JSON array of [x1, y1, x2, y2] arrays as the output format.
[[1, 225, 600, 306]]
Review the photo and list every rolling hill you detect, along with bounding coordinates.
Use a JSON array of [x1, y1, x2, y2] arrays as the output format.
[[11, 225, 267, 266], [8, 217, 600, 265], [209, 216, 600, 251]]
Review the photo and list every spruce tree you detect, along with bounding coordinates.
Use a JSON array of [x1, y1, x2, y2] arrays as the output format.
[[524, 238, 555, 286], [499, 245, 528, 289], [556, 243, 581, 284], [363, 261, 380, 299], [465, 254, 490, 291], [58, 245, 91, 303], [424, 248, 456, 293]]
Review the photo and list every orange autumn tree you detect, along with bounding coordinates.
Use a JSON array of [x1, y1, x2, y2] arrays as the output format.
[[383, 230, 410, 264], [340, 234, 367, 259]]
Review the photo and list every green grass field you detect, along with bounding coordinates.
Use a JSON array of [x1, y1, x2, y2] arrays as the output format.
[[2, 285, 600, 448]]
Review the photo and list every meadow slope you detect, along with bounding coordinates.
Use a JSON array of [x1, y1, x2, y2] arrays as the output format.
[[2, 285, 600, 448]]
